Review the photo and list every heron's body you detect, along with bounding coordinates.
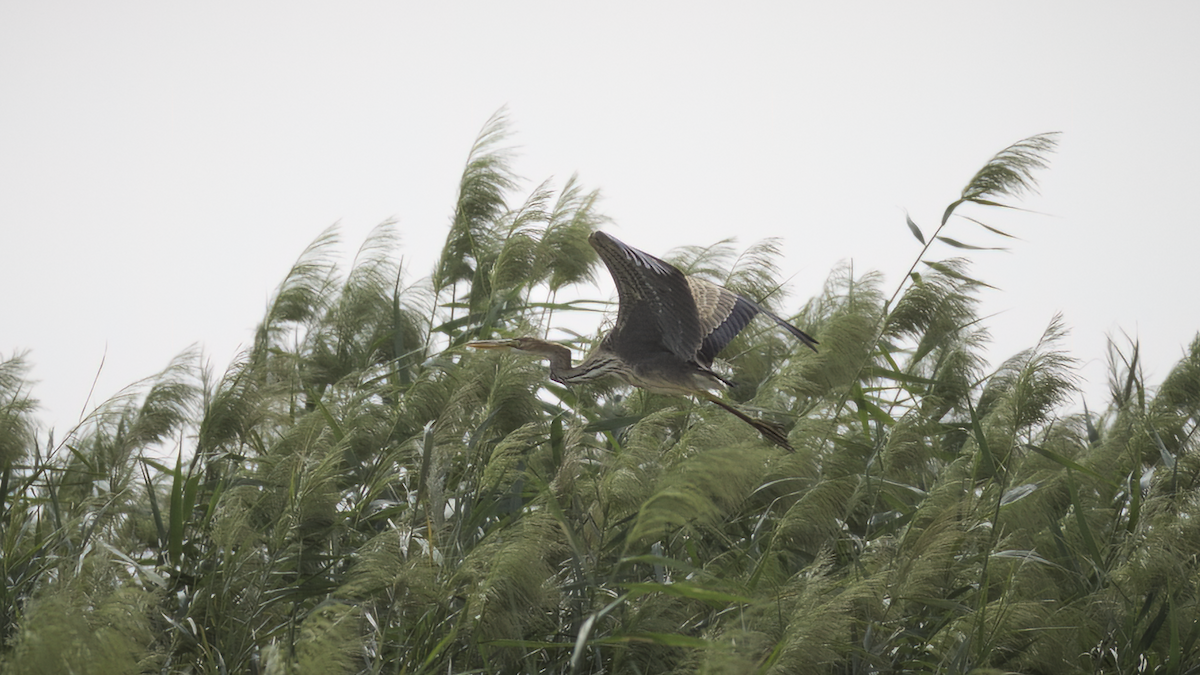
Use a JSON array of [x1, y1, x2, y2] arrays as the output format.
[[468, 232, 817, 450]]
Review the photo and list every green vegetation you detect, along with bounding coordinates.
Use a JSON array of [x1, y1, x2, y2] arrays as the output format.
[[3, 114, 1199, 674]]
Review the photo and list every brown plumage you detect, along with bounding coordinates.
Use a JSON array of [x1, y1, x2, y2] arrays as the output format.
[[467, 231, 817, 450]]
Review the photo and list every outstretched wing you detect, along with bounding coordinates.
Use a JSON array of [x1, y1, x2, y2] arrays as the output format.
[[687, 276, 819, 367], [588, 232, 703, 363]]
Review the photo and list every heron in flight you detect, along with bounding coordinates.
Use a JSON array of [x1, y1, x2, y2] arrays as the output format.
[[467, 231, 817, 450]]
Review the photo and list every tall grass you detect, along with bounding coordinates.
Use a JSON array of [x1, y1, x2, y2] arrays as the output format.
[[3, 121, 1198, 674]]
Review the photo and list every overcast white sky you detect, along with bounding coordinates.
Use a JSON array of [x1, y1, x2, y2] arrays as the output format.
[[3, 3, 1199, 433]]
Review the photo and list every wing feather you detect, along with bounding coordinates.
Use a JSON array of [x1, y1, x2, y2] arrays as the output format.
[[588, 232, 702, 362], [688, 276, 819, 366], [589, 232, 818, 371]]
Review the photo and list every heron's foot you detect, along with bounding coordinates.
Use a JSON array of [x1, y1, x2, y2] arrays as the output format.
[[750, 418, 793, 452], [698, 391, 794, 451]]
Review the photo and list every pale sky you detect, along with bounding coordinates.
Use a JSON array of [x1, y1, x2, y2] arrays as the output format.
[[3, 3, 1199, 433]]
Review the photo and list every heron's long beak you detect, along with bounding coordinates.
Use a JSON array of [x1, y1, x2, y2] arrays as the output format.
[[465, 339, 519, 350]]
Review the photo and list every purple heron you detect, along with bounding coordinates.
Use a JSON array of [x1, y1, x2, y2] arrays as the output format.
[[467, 231, 817, 450]]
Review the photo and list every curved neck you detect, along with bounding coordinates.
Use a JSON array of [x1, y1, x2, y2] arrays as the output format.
[[536, 341, 574, 376], [546, 347, 623, 385]]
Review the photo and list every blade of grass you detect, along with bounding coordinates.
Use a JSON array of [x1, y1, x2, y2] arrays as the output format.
[[571, 593, 628, 674], [1065, 472, 1105, 574], [140, 458, 166, 550], [906, 212, 926, 244], [1027, 443, 1119, 489], [168, 452, 184, 564]]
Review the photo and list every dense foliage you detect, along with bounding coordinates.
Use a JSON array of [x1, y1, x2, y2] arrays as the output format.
[[4, 116, 1200, 674]]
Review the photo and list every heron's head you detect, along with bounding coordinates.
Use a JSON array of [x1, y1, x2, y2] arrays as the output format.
[[466, 337, 560, 356], [466, 337, 575, 373]]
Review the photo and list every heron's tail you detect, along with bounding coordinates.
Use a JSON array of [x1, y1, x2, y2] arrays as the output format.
[[760, 306, 819, 352]]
